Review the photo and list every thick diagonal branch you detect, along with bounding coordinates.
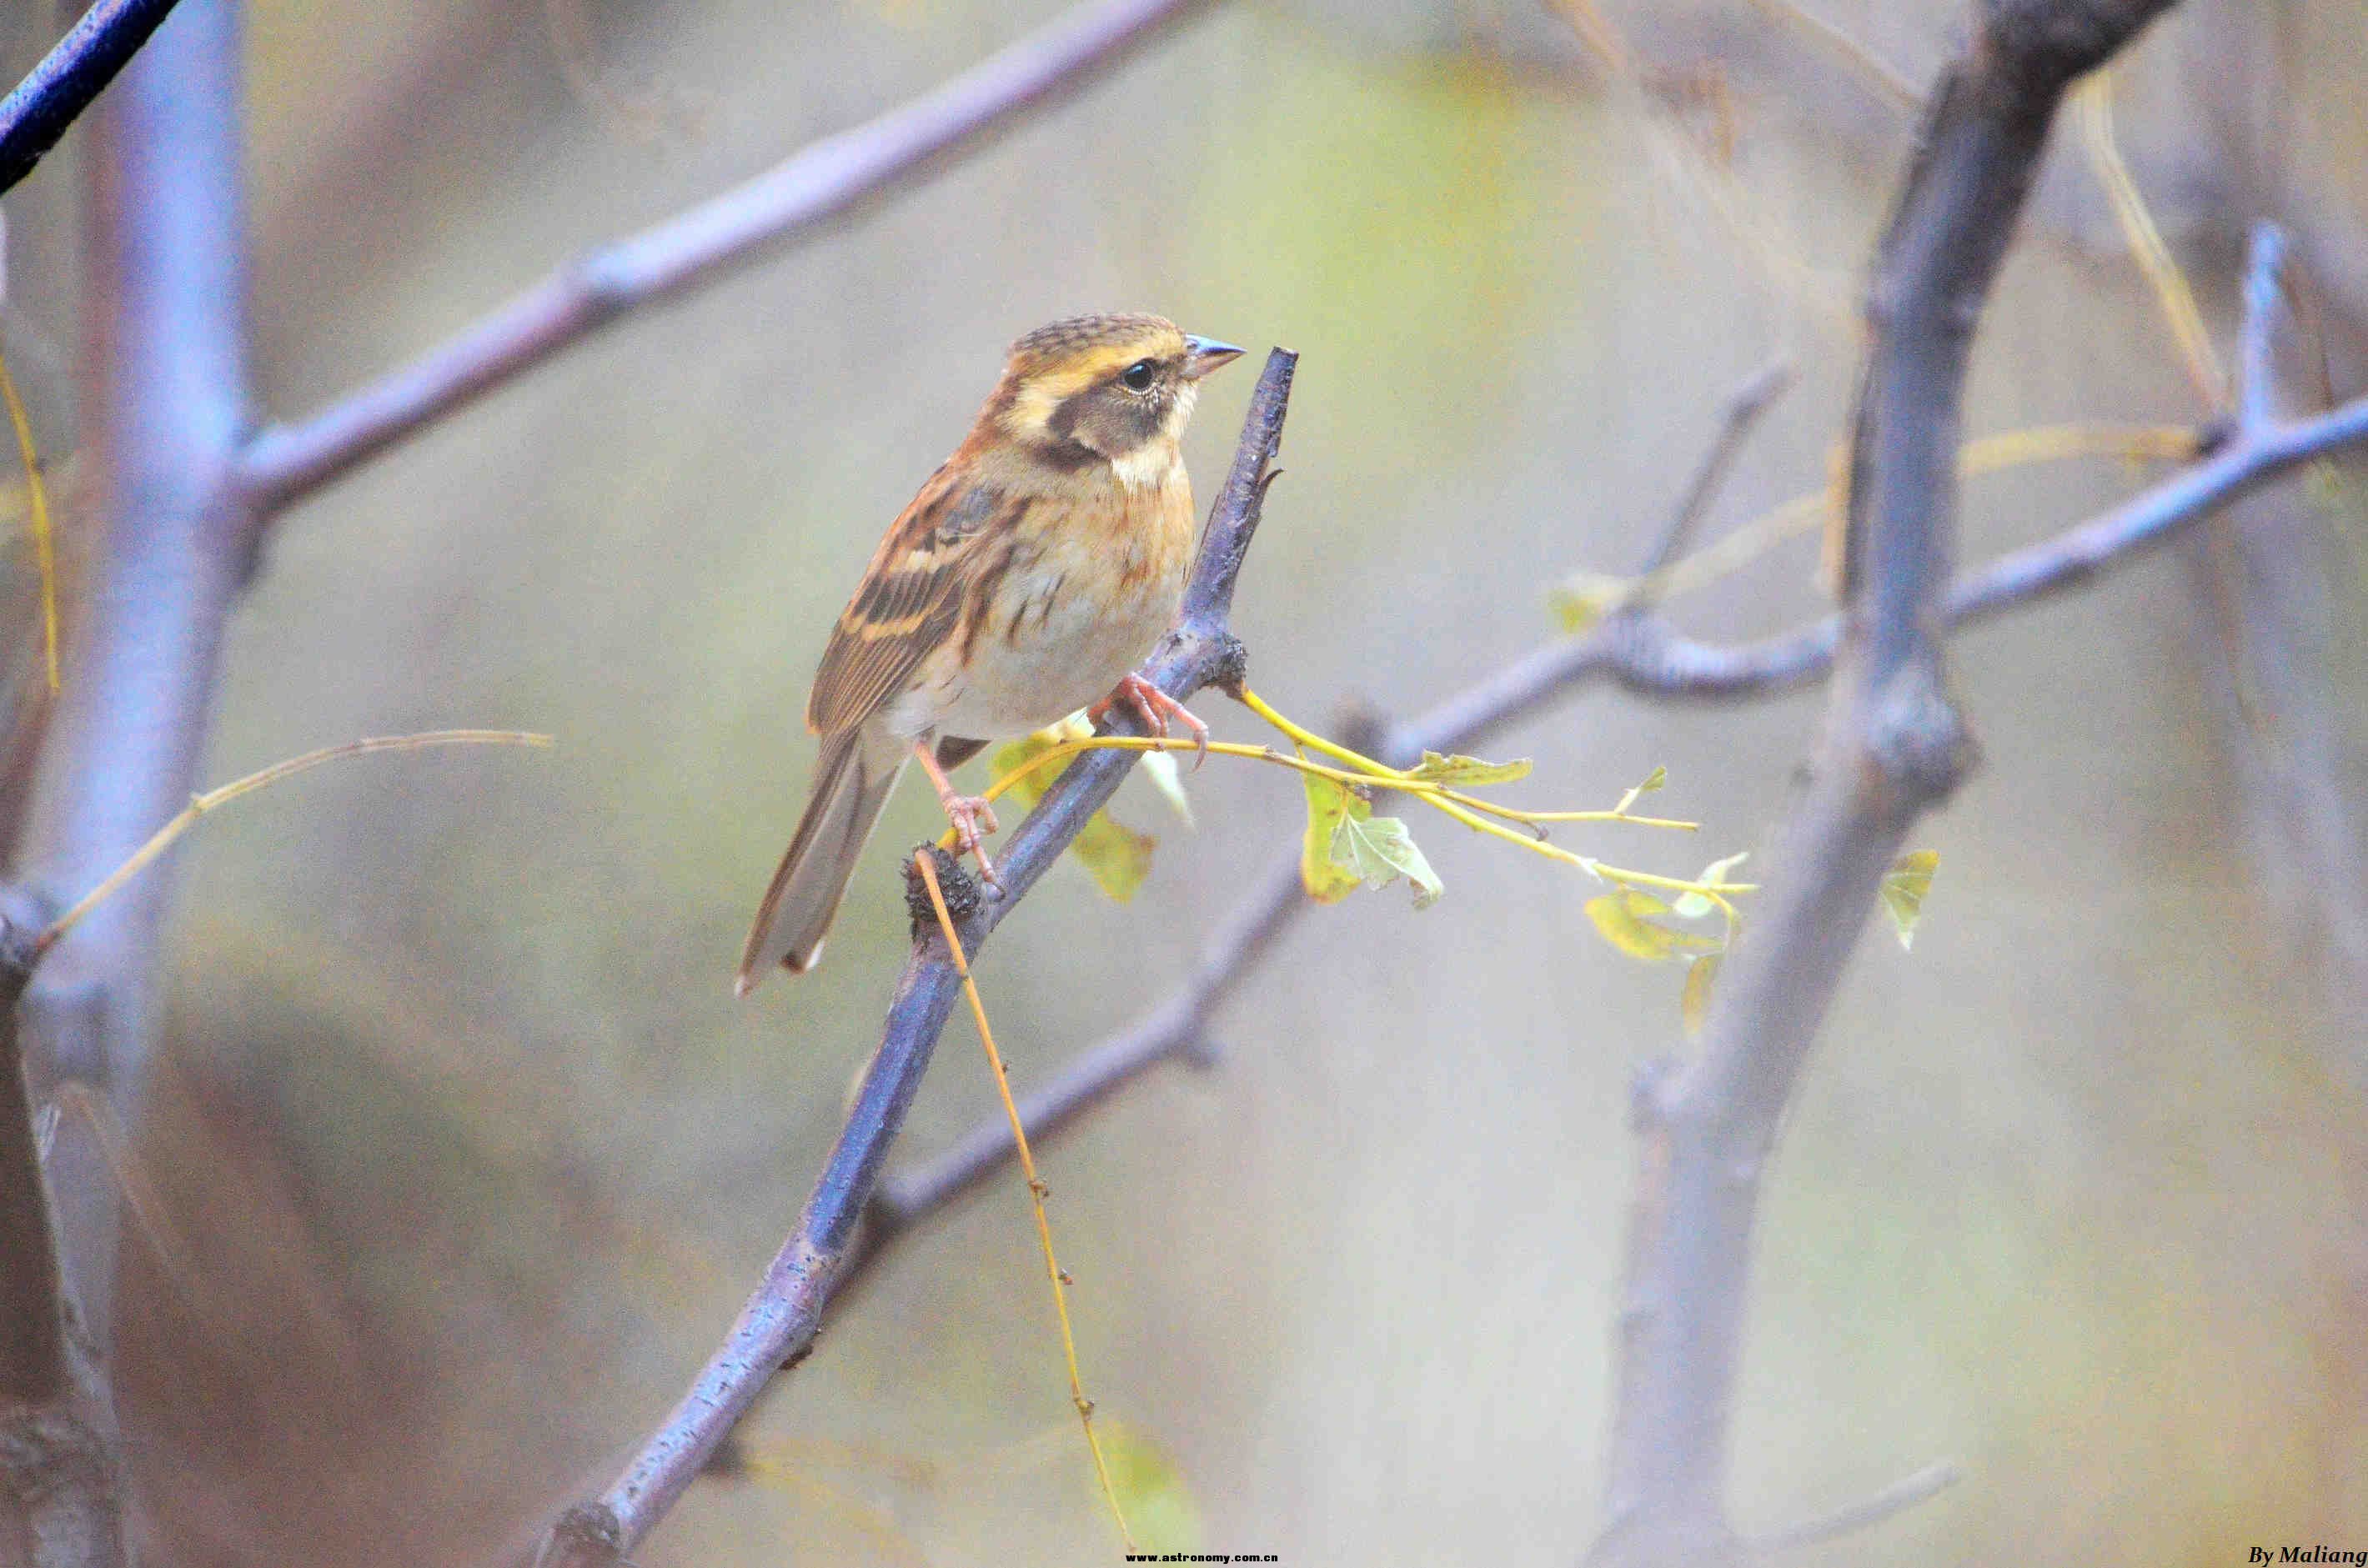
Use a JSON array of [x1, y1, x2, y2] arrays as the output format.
[[524, 348, 1296, 1568], [0, 0, 185, 197]]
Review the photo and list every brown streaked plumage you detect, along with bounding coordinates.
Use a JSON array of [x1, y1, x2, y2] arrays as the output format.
[[738, 313, 1244, 993]]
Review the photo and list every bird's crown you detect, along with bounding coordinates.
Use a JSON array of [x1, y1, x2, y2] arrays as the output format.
[[1004, 313, 1188, 392]]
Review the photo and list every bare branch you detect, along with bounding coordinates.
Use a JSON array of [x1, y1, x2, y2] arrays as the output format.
[[0, 0, 185, 198], [2189, 222, 2368, 1050], [1593, 2, 2183, 1560], [2235, 223, 2288, 438], [1636, 362, 1794, 581], [12, 0, 252, 1350], [523, 349, 1297, 1568], [1751, 1461, 1962, 1552], [238, 0, 1220, 516]]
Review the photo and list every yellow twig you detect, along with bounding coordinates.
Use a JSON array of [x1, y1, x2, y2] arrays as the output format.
[[1416, 788, 1752, 912], [0, 334, 59, 692], [734, 1437, 936, 1567], [912, 853, 1134, 1551], [36, 729, 553, 957], [1234, 686, 1702, 829], [1235, 685, 1397, 777], [2074, 72, 2225, 410], [952, 694, 1728, 916], [961, 731, 1697, 844], [1584, 421, 2203, 609], [972, 736, 1371, 806], [1434, 791, 1697, 833], [1236, 687, 1730, 897]]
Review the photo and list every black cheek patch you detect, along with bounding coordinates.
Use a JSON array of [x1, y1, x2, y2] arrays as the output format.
[[1031, 433, 1102, 471], [1049, 381, 1169, 462], [1046, 389, 1088, 442]]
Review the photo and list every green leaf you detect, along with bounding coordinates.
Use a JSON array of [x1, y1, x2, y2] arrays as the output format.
[[1301, 769, 1442, 909], [1611, 765, 1669, 817], [1335, 809, 1444, 909], [1101, 1423, 1203, 1555], [1071, 809, 1155, 902], [1670, 850, 1751, 919], [1583, 889, 1722, 962], [991, 734, 1155, 902], [1681, 953, 1720, 1035], [1299, 773, 1367, 904], [1405, 749, 1533, 787], [1548, 572, 1632, 633], [1879, 849, 1940, 950]]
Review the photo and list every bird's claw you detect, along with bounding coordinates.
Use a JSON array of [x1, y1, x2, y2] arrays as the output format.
[[1093, 671, 1211, 770], [942, 794, 1003, 889]]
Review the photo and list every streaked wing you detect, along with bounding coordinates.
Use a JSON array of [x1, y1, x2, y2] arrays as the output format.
[[806, 468, 1016, 736]]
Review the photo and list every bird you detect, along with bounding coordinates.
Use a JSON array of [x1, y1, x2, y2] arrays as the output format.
[[735, 313, 1246, 994]]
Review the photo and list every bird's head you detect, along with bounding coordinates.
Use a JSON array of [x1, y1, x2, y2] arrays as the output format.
[[982, 313, 1244, 480]]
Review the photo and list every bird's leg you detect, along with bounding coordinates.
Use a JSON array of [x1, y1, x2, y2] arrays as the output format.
[[912, 739, 1002, 888], [1089, 671, 1210, 769]]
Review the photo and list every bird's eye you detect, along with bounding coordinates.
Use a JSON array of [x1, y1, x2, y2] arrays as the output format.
[[1121, 358, 1157, 392]]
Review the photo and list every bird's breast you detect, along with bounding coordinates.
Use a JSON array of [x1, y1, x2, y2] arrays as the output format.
[[906, 466, 1195, 741]]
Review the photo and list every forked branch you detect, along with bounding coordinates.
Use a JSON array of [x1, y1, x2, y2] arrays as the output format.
[[1593, 2, 2185, 1561]]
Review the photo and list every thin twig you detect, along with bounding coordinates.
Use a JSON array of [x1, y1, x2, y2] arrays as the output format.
[[0, 0, 185, 197], [522, 348, 1297, 1568], [2237, 223, 2289, 438], [1558, 421, 2200, 628], [1751, 1461, 1962, 1552], [33, 729, 552, 959], [239, 0, 1220, 515], [1635, 361, 1793, 581], [859, 847, 1303, 1259], [2075, 69, 2225, 410], [913, 854, 1132, 1550], [2200, 222, 2368, 1054]]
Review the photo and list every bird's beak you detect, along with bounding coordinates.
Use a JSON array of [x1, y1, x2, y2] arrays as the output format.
[[1181, 335, 1246, 380]]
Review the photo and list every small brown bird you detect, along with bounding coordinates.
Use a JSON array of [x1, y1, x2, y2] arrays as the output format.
[[736, 313, 1245, 994]]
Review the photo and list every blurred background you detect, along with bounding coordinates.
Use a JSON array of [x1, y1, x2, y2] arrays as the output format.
[[4, 0, 2367, 1562]]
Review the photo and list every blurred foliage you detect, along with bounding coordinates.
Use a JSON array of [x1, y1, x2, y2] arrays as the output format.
[[991, 724, 1160, 903], [2, 0, 2366, 1565]]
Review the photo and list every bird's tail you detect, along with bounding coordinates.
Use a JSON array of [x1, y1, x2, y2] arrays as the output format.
[[736, 725, 907, 993]]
